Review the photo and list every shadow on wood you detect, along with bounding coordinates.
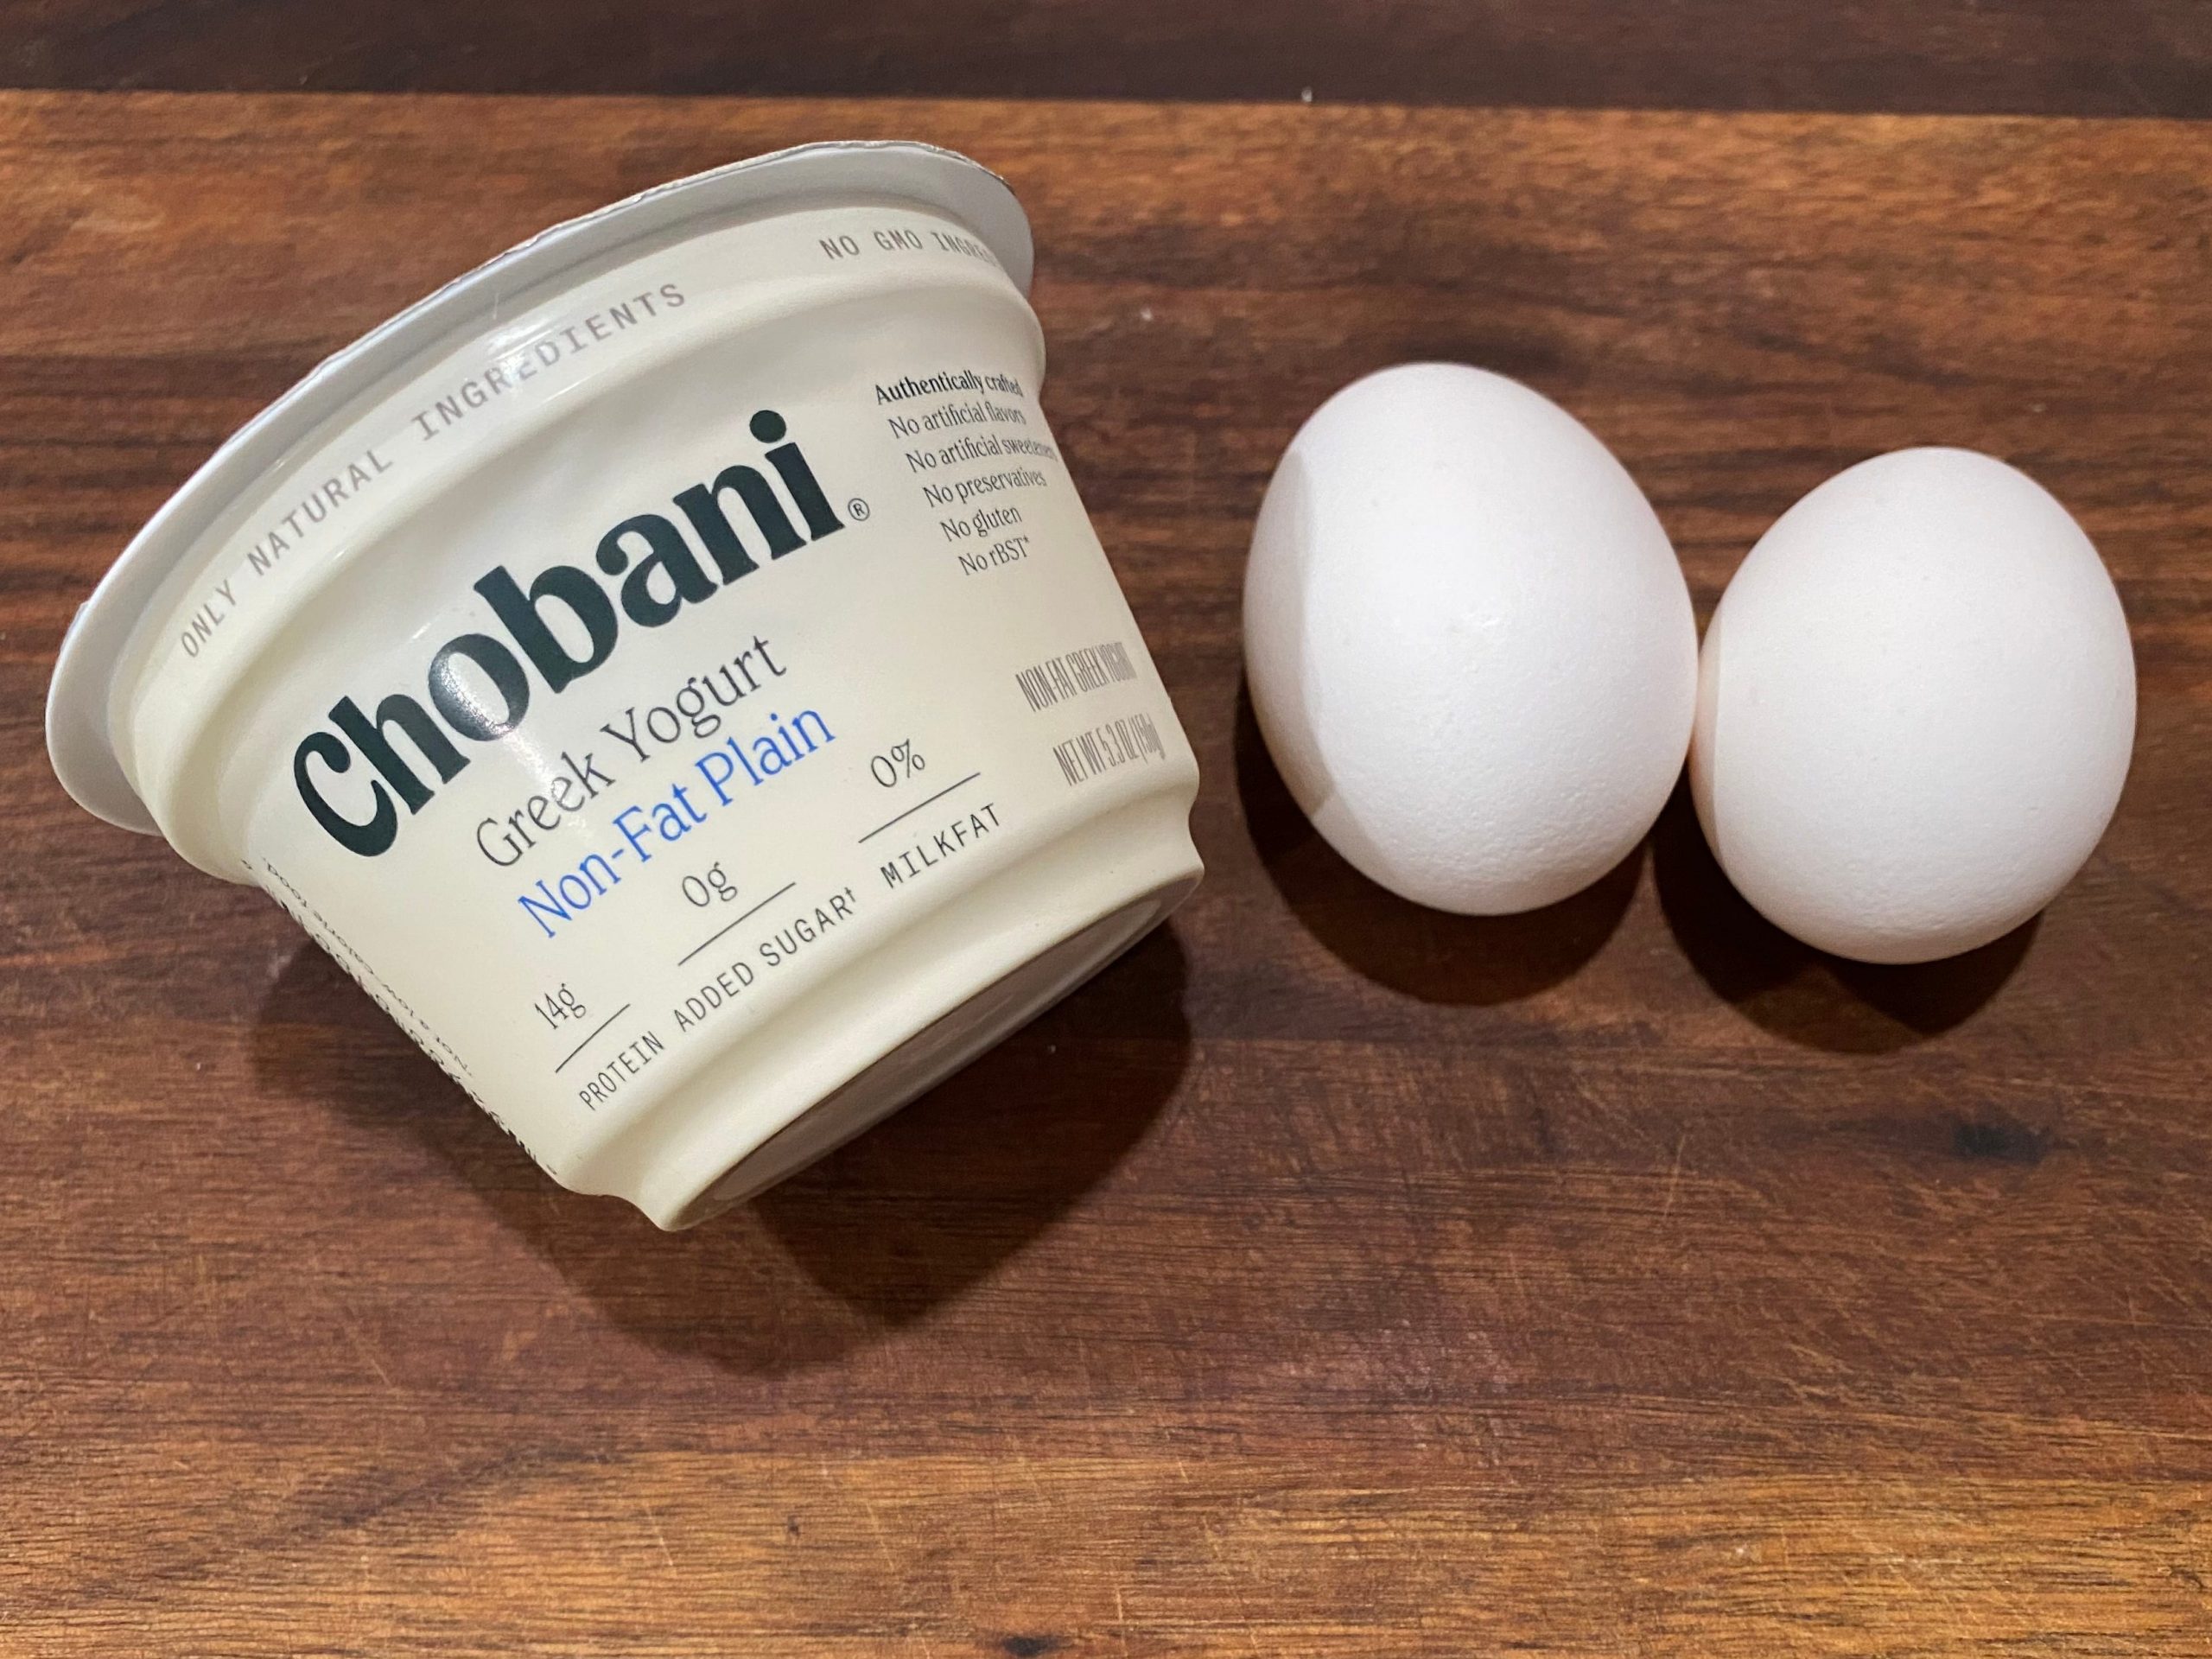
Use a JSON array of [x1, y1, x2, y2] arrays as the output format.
[[753, 923, 1191, 1322], [1234, 677, 1639, 1004], [251, 924, 1189, 1372], [1649, 781, 2037, 1052]]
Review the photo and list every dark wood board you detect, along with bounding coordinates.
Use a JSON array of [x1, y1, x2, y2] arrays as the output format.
[[3, 1, 2212, 118], [1, 91, 2209, 1656]]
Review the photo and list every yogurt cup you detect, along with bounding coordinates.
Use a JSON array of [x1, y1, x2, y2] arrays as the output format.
[[47, 142, 1204, 1228]]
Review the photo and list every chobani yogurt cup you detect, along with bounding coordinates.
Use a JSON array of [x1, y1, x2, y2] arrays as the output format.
[[47, 142, 1203, 1228]]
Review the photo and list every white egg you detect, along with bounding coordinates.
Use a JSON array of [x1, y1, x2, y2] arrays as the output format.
[[1244, 363, 1697, 913], [1692, 447, 2135, 964]]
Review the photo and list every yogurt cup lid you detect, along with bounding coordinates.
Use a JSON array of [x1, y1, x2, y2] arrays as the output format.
[[46, 140, 1034, 836]]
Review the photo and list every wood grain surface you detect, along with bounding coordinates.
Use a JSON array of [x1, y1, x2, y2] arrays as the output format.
[[2, 91, 2209, 1656], [4, 0, 2211, 117]]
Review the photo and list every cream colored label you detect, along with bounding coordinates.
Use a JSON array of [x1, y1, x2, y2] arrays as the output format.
[[181, 207, 1197, 1182]]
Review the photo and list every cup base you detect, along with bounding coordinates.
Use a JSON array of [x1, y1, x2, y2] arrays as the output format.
[[596, 789, 1201, 1228]]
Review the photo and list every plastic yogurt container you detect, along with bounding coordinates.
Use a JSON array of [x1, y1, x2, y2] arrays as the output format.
[[47, 142, 1203, 1227]]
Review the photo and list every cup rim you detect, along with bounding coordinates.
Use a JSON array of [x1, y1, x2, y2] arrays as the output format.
[[46, 139, 1033, 836]]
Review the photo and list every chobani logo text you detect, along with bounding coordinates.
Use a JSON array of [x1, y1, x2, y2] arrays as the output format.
[[292, 410, 843, 857]]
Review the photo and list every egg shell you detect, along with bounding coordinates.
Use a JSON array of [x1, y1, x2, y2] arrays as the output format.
[[1692, 447, 2135, 965], [1244, 363, 1697, 913]]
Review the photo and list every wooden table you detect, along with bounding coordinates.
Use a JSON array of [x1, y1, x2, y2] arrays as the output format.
[[4, 39, 2210, 1659]]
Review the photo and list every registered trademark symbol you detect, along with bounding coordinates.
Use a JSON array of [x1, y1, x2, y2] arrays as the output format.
[[846, 497, 871, 521]]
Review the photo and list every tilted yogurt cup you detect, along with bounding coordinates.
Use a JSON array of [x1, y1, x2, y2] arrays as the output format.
[[47, 142, 1204, 1227]]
